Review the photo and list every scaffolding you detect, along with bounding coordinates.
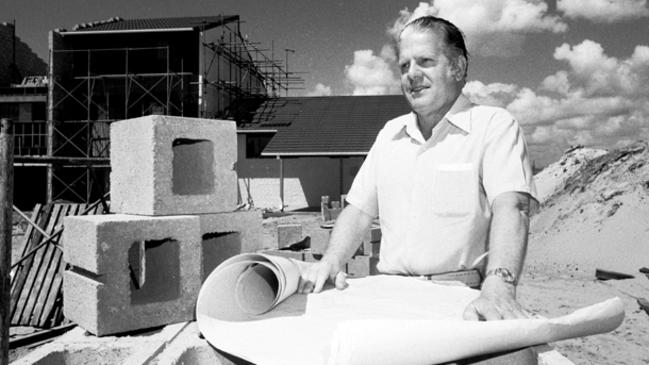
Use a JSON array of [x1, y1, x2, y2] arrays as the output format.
[[23, 15, 305, 204]]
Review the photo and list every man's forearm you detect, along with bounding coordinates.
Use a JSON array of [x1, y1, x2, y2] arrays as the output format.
[[484, 192, 531, 292], [322, 204, 375, 268]]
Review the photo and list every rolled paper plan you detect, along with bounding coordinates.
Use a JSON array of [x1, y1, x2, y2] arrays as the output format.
[[196, 253, 301, 321], [196, 263, 625, 365]]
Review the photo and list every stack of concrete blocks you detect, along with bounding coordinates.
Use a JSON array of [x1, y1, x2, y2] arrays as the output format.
[[320, 194, 346, 221], [62, 115, 264, 336], [266, 219, 382, 278], [346, 225, 381, 278]]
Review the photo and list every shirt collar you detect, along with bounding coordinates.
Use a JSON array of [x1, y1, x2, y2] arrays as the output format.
[[398, 94, 474, 141]]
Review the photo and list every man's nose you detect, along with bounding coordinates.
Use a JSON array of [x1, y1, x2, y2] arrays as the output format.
[[406, 63, 422, 81]]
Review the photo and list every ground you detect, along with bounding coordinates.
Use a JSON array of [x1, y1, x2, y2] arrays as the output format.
[[8, 205, 649, 364]]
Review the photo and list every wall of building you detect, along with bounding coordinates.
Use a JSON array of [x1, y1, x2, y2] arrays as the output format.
[[0, 23, 47, 86], [235, 134, 365, 210]]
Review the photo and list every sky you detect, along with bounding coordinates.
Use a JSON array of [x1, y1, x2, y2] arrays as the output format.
[[5, 0, 649, 166]]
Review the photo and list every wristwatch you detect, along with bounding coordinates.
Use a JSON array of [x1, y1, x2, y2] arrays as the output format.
[[485, 267, 518, 285]]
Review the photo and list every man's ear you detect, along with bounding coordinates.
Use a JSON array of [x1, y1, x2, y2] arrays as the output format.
[[453, 55, 467, 81]]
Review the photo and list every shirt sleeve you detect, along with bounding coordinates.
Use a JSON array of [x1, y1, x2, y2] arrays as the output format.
[[481, 109, 539, 206], [346, 135, 380, 218]]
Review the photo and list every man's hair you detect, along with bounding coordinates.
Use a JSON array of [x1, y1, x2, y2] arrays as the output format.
[[399, 16, 469, 78]]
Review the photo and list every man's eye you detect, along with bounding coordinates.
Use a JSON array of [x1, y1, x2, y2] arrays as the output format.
[[419, 59, 436, 67], [399, 62, 409, 73]]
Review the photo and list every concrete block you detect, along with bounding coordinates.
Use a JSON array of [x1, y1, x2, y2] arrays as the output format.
[[308, 227, 330, 255], [321, 196, 330, 221], [346, 255, 379, 278], [110, 115, 237, 216], [277, 224, 302, 248], [62, 214, 201, 336], [368, 226, 382, 243], [263, 249, 305, 261], [361, 240, 381, 257], [198, 210, 264, 279]]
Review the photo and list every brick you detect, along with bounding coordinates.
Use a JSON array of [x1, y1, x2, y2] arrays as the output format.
[[110, 115, 237, 216], [198, 210, 264, 280], [277, 224, 302, 248], [62, 214, 201, 336], [346, 255, 379, 278]]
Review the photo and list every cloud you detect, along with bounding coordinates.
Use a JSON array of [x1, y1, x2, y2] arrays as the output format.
[[552, 40, 649, 97], [463, 80, 518, 107], [388, 0, 567, 57], [306, 83, 332, 96], [469, 39, 649, 165], [344, 46, 401, 95], [557, 0, 649, 23]]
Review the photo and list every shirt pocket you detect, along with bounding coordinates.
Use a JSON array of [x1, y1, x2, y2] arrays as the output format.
[[431, 163, 476, 216]]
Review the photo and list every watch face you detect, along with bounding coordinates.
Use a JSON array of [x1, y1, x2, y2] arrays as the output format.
[[490, 268, 517, 284]]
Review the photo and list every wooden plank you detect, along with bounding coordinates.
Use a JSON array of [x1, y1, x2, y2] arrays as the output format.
[[37, 273, 62, 327], [33, 204, 84, 326], [9, 204, 43, 291], [18, 204, 68, 325], [10, 204, 54, 324], [27, 204, 74, 326], [14, 204, 63, 325], [9, 205, 44, 323]]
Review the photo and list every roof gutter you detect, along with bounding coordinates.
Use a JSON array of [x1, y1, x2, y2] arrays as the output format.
[[261, 151, 368, 157], [237, 129, 278, 133], [60, 28, 194, 35]]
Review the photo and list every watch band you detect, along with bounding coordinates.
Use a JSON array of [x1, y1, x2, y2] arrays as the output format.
[[485, 267, 518, 285]]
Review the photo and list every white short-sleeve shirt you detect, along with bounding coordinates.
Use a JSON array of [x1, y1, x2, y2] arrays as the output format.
[[346, 95, 538, 276]]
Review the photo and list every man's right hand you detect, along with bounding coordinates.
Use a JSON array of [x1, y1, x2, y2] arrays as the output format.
[[297, 258, 348, 294]]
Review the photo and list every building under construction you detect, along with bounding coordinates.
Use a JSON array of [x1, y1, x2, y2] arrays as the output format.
[[16, 15, 301, 204]]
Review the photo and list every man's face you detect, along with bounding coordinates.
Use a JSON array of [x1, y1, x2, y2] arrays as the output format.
[[398, 27, 462, 117]]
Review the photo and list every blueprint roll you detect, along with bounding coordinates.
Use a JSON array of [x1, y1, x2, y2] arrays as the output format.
[[196, 253, 301, 322]]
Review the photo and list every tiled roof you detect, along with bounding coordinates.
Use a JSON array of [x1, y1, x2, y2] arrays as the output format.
[[65, 15, 239, 33], [239, 95, 411, 156]]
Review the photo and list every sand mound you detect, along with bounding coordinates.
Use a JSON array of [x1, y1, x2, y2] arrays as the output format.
[[534, 145, 607, 203], [529, 141, 649, 275], [523, 141, 649, 364]]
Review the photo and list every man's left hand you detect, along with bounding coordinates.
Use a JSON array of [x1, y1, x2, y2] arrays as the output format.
[[462, 275, 529, 320]]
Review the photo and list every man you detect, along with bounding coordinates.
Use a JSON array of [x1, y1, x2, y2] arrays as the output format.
[[300, 16, 538, 364]]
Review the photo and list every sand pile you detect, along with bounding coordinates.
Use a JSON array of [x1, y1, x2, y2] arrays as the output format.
[[519, 141, 649, 364], [528, 141, 649, 275]]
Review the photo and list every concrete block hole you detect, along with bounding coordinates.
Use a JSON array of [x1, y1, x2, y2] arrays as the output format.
[[201, 231, 241, 280], [172, 138, 214, 195], [128, 238, 180, 304]]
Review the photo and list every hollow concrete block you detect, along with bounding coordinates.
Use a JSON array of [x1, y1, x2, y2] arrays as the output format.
[[198, 210, 265, 280], [62, 214, 201, 336], [110, 115, 237, 216]]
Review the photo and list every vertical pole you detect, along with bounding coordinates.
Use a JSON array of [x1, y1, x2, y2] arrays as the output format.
[[339, 157, 344, 197], [278, 156, 284, 212], [0, 118, 14, 365], [46, 32, 55, 203]]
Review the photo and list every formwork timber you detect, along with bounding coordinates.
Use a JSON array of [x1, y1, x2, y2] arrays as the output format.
[[10, 200, 107, 328]]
